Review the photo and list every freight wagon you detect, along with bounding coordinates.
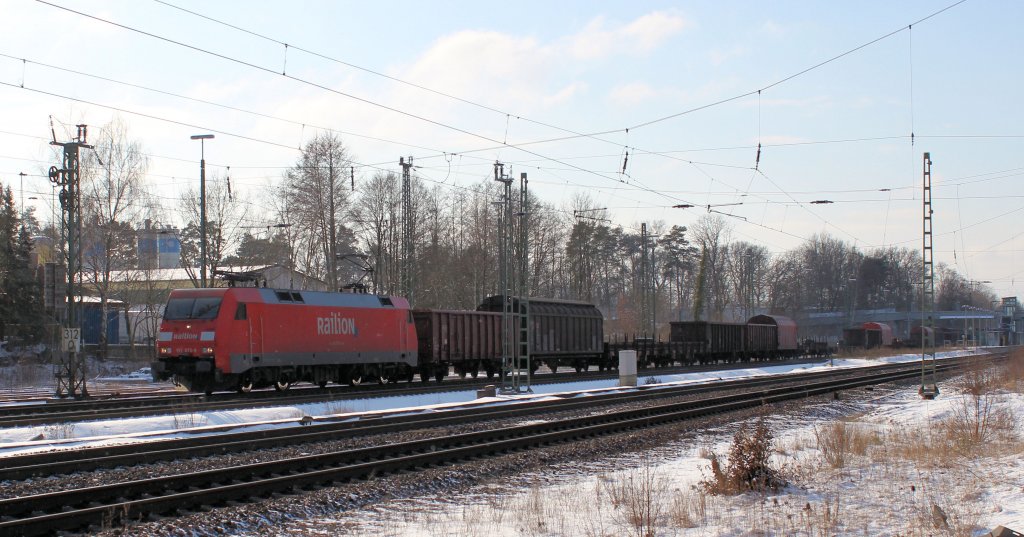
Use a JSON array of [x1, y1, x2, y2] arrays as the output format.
[[411, 309, 502, 381], [477, 295, 604, 373], [842, 321, 896, 349]]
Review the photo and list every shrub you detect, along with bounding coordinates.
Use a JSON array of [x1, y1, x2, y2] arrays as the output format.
[[701, 417, 786, 495]]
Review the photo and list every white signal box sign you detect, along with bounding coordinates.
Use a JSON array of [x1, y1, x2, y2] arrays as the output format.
[[62, 328, 81, 353]]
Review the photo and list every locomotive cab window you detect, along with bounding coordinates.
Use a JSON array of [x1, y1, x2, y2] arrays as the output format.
[[164, 297, 222, 320], [275, 291, 304, 303], [235, 303, 247, 320]]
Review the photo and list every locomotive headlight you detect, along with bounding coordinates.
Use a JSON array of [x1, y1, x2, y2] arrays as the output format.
[[201, 346, 214, 355], [159, 347, 170, 355]]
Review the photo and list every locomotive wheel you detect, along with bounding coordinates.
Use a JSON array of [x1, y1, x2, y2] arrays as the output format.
[[348, 373, 363, 387], [237, 379, 253, 393], [274, 381, 291, 391], [317, 380, 328, 389]]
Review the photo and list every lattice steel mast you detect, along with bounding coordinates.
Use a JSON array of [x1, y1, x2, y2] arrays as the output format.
[[399, 156, 414, 303], [50, 125, 92, 398], [920, 152, 938, 399]]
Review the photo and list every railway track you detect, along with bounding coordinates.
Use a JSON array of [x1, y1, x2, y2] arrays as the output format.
[[0, 357, 831, 428], [0, 359, 935, 482], [0, 356, 982, 536]]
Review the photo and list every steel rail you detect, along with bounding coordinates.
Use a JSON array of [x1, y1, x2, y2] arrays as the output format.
[[0, 358, 830, 427], [0, 353, 997, 483], [0, 358, 991, 536]]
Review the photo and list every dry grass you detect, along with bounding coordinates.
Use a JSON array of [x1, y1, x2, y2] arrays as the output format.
[[667, 487, 707, 529], [813, 420, 878, 468], [171, 401, 208, 429], [997, 347, 1024, 392], [605, 461, 665, 537]]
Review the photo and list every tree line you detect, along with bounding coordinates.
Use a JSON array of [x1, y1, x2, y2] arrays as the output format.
[[5, 121, 999, 345]]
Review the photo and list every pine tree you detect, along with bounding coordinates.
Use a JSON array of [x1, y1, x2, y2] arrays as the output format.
[[0, 184, 44, 343]]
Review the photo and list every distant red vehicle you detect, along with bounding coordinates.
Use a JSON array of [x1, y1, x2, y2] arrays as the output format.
[[152, 288, 417, 393]]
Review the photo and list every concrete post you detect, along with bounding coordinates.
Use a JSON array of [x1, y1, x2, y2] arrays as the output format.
[[619, 350, 637, 387]]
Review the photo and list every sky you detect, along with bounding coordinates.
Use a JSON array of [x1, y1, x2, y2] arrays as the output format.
[[1, 1, 1022, 299]]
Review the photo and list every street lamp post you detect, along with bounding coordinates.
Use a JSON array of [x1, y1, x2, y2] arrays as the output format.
[[190, 134, 215, 288]]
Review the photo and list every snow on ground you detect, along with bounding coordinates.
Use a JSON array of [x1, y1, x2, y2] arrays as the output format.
[[0, 349, 983, 459], [93, 367, 154, 382], [310, 353, 1023, 537]]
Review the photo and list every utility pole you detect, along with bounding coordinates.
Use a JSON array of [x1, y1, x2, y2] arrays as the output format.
[[18, 171, 26, 219], [494, 161, 512, 391], [328, 157, 337, 290], [190, 134, 214, 288], [920, 152, 938, 399], [516, 171, 531, 393], [50, 124, 92, 398], [399, 156, 414, 302]]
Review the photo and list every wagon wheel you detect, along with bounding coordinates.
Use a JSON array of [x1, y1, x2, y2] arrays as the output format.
[[457, 368, 467, 379], [274, 381, 291, 391], [317, 380, 328, 389], [237, 378, 253, 393], [470, 368, 479, 379]]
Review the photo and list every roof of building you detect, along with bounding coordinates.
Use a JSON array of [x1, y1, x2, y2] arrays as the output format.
[[107, 264, 315, 283]]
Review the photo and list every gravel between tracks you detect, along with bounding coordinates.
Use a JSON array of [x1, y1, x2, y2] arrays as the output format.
[[6, 374, 906, 535]]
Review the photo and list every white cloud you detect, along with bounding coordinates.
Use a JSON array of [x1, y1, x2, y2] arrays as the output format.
[[544, 81, 589, 106], [709, 44, 748, 66], [609, 82, 657, 105], [567, 11, 691, 60], [760, 20, 786, 37]]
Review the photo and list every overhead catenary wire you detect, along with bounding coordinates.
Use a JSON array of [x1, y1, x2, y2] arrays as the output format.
[[35, 0, 972, 204]]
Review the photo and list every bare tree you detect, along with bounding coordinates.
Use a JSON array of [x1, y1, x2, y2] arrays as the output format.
[[282, 133, 355, 289], [177, 175, 247, 286], [351, 170, 400, 294], [726, 241, 770, 319], [79, 118, 149, 356], [691, 214, 731, 320]]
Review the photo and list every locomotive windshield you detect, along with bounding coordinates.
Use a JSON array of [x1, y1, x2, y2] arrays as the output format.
[[164, 296, 223, 320]]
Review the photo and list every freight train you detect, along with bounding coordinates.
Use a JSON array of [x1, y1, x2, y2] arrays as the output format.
[[152, 287, 820, 393]]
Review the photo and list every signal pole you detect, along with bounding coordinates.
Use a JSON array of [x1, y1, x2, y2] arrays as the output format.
[[50, 125, 92, 398]]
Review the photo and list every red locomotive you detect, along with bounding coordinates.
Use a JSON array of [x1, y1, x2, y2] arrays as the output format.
[[152, 287, 417, 393]]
